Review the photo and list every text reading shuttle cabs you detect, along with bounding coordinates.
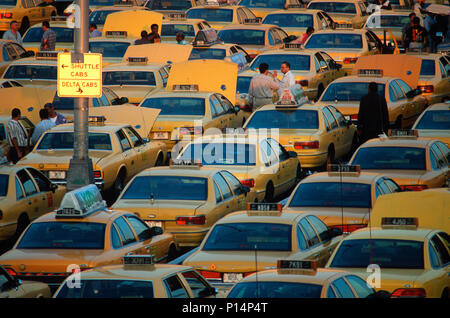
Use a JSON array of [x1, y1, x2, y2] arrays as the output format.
[[0, 185, 177, 293], [176, 134, 300, 203], [0, 265, 51, 298], [226, 260, 387, 298], [284, 164, 401, 233], [102, 57, 170, 105], [0, 164, 65, 241], [161, 14, 212, 44], [246, 44, 345, 100], [412, 103, 450, 147], [182, 203, 344, 285], [326, 217, 450, 298], [22, 20, 74, 54], [186, 4, 257, 30], [316, 70, 428, 128], [54, 254, 218, 298], [307, 0, 368, 29], [238, 0, 304, 19], [349, 130, 450, 191], [0, 0, 56, 34], [17, 112, 167, 194], [243, 101, 357, 170], [112, 164, 251, 247]]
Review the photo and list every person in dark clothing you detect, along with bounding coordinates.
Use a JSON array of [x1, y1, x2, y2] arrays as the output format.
[[147, 24, 161, 43], [405, 17, 428, 52], [357, 82, 390, 144], [135, 30, 150, 45]]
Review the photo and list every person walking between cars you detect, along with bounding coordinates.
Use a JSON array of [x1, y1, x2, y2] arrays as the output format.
[[248, 62, 280, 110], [148, 24, 161, 43], [44, 102, 67, 125], [276, 61, 296, 99], [40, 21, 56, 51], [405, 17, 428, 52], [2, 20, 23, 46], [31, 108, 55, 145], [7, 108, 28, 164], [357, 82, 389, 145], [135, 30, 150, 45]]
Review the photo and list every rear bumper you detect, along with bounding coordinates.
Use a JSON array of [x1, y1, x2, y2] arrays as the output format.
[[296, 151, 328, 168], [171, 229, 210, 247]]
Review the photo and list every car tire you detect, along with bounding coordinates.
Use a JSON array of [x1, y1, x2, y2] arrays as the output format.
[[316, 84, 324, 101], [442, 288, 449, 299], [14, 214, 29, 241], [395, 116, 403, 129], [113, 170, 126, 196], [296, 164, 302, 181], [264, 182, 274, 203], [167, 244, 178, 262], [323, 145, 335, 170]]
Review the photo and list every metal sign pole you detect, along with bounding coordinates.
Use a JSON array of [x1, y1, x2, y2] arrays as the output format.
[[67, 0, 93, 191]]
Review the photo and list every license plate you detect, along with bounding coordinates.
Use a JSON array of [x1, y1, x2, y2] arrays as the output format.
[[146, 221, 163, 228], [49, 171, 66, 179], [223, 273, 243, 283], [153, 132, 169, 140]]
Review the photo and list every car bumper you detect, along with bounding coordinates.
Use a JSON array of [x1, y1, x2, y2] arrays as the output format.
[[169, 228, 210, 247], [296, 151, 328, 168]]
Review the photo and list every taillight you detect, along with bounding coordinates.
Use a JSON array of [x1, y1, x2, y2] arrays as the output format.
[[391, 288, 426, 298], [240, 179, 255, 188], [0, 12, 13, 19], [417, 85, 434, 93], [93, 170, 102, 178], [296, 80, 309, 87], [400, 185, 428, 191], [180, 127, 203, 135], [330, 224, 367, 233], [294, 141, 319, 150], [5, 268, 17, 276], [176, 215, 206, 225], [249, 54, 257, 59], [198, 270, 221, 279], [350, 114, 358, 121], [343, 57, 358, 64], [243, 272, 254, 277]]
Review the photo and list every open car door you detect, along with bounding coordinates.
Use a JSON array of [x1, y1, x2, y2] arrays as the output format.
[[379, 29, 400, 55]]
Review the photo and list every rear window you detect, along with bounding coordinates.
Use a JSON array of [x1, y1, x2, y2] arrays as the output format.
[[263, 13, 314, 28], [147, 0, 193, 10], [308, 2, 357, 14], [218, 29, 266, 46], [121, 176, 208, 200], [17, 222, 106, 249], [246, 110, 319, 130], [366, 15, 410, 28], [0, 174, 8, 197], [4, 65, 57, 80], [189, 48, 227, 60], [161, 24, 195, 37], [37, 132, 113, 151], [89, 42, 130, 58], [416, 111, 450, 130], [321, 82, 385, 102], [89, 10, 120, 25], [141, 97, 205, 116], [103, 71, 156, 86], [56, 279, 154, 298], [179, 143, 257, 166], [23, 27, 74, 43], [0, 0, 16, 5], [187, 8, 233, 22], [330, 239, 424, 269], [228, 282, 322, 298], [305, 33, 363, 49], [420, 59, 435, 76], [352, 147, 426, 170], [239, 0, 286, 9], [251, 54, 311, 71], [289, 182, 371, 208]]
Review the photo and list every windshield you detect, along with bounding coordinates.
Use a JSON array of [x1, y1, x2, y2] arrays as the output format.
[[0, 0, 16, 5], [17, 222, 106, 249], [179, 143, 257, 166], [366, 15, 410, 28], [352, 147, 426, 170], [203, 223, 292, 251], [228, 282, 322, 298], [189, 48, 226, 60], [237, 76, 252, 94], [415, 111, 450, 130], [141, 97, 205, 116], [289, 182, 371, 208], [89, 42, 130, 58], [263, 14, 314, 28], [239, 0, 286, 9], [23, 27, 74, 43], [218, 29, 265, 46], [246, 110, 319, 130], [420, 59, 435, 76], [90, 0, 116, 5], [56, 279, 154, 298], [4, 65, 57, 80], [0, 174, 8, 197], [305, 33, 363, 49], [161, 24, 195, 37], [308, 2, 357, 14], [251, 54, 310, 71], [103, 71, 156, 86], [121, 176, 207, 200], [37, 132, 112, 151], [89, 10, 120, 25], [321, 82, 385, 102], [330, 239, 424, 269], [147, 0, 193, 10], [187, 8, 233, 22]]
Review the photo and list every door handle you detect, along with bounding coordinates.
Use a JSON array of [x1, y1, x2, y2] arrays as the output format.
[[131, 160, 134, 165], [226, 205, 230, 209]]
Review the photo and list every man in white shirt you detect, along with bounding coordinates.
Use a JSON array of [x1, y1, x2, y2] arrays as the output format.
[[277, 61, 296, 98], [2, 21, 23, 46]]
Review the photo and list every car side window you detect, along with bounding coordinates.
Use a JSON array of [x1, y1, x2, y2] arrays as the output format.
[[327, 286, 337, 298], [388, 84, 397, 102], [220, 171, 244, 196], [268, 138, 289, 162], [11, 43, 25, 58], [376, 179, 391, 194], [181, 271, 211, 298], [126, 216, 150, 242], [375, 185, 382, 199], [431, 143, 446, 168], [429, 149, 440, 170], [260, 139, 277, 167], [322, 107, 338, 131], [213, 173, 232, 201], [27, 168, 52, 192], [213, 181, 223, 204], [15, 177, 24, 200], [296, 224, 308, 251], [430, 235, 450, 266], [315, 53, 329, 71], [391, 81, 405, 100], [16, 169, 38, 197], [209, 95, 225, 118], [397, 79, 413, 96], [428, 241, 441, 268], [114, 216, 137, 246], [124, 126, 144, 147], [345, 275, 373, 298], [0, 267, 13, 292], [307, 216, 330, 242], [439, 57, 450, 77], [5, 43, 18, 60], [435, 141, 450, 163], [158, 67, 169, 87], [217, 94, 234, 114], [268, 31, 275, 46], [163, 275, 189, 298], [236, 8, 246, 23], [111, 225, 122, 249], [328, 106, 346, 127], [314, 57, 320, 73], [332, 278, 355, 298], [383, 178, 400, 193], [117, 129, 132, 152], [299, 218, 320, 247]]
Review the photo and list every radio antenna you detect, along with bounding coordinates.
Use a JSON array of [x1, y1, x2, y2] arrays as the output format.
[[254, 243, 259, 298], [339, 163, 344, 233]]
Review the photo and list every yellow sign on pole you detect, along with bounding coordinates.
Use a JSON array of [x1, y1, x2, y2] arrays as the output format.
[[57, 52, 102, 97]]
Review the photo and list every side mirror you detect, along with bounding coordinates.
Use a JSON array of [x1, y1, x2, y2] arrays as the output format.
[[234, 106, 240, 113], [51, 183, 58, 193], [22, 50, 35, 58], [329, 227, 343, 237], [142, 138, 149, 144], [199, 286, 218, 298], [149, 226, 163, 237], [288, 151, 297, 158], [335, 62, 342, 70], [240, 185, 251, 196], [119, 97, 129, 104]]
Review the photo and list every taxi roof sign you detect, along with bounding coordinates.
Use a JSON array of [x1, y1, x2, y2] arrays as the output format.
[[36, 51, 59, 60], [243, 18, 262, 24], [88, 115, 106, 123], [327, 164, 360, 174], [381, 217, 418, 229], [277, 260, 317, 270], [172, 84, 199, 91], [358, 69, 383, 77], [388, 129, 418, 138], [122, 255, 155, 265], [247, 203, 282, 216], [284, 43, 302, 50], [105, 31, 128, 38], [127, 57, 148, 64], [170, 158, 202, 168], [56, 184, 106, 218], [166, 13, 187, 20]]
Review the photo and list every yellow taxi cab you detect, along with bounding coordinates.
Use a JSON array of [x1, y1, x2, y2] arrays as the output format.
[[284, 164, 401, 232], [185, 3, 257, 30], [0, 265, 51, 298], [226, 260, 388, 298], [0, 185, 177, 293], [143, 0, 202, 16], [262, 8, 336, 38], [123, 42, 193, 65], [102, 57, 169, 105], [0, 39, 34, 76], [408, 53, 450, 105], [112, 163, 251, 247], [412, 102, 450, 147], [0, 162, 65, 241], [21, 19, 74, 54], [326, 217, 450, 298], [349, 130, 450, 191], [182, 203, 344, 287], [0, 0, 56, 35], [139, 59, 244, 152], [176, 133, 300, 203], [244, 100, 357, 170], [316, 67, 428, 129], [307, 0, 368, 29], [238, 0, 304, 19], [303, 28, 383, 75], [245, 44, 346, 100], [161, 13, 211, 43], [0, 114, 34, 156], [217, 22, 289, 59], [17, 112, 167, 194], [53, 254, 218, 298]]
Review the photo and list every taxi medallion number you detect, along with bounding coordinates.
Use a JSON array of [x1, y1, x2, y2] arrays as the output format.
[[146, 221, 163, 228], [223, 273, 243, 283], [153, 132, 169, 140]]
